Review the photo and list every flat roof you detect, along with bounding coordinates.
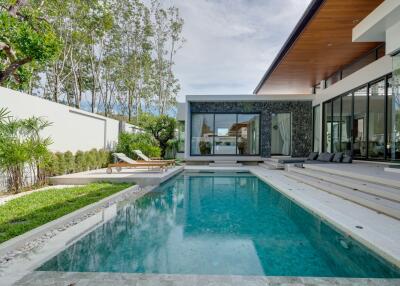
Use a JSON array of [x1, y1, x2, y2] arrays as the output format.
[[254, 0, 384, 95]]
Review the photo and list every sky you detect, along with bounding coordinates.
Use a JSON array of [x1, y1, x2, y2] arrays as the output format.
[[169, 0, 312, 102]]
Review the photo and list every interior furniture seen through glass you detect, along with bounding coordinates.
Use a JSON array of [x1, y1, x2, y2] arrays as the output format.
[[271, 113, 291, 156], [191, 113, 260, 156]]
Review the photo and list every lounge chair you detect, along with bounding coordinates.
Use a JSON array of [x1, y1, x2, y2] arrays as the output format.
[[133, 150, 175, 166], [106, 153, 169, 174]]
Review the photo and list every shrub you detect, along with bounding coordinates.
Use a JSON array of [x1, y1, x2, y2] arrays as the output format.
[[63, 151, 75, 174], [74, 151, 86, 172], [116, 132, 161, 160]]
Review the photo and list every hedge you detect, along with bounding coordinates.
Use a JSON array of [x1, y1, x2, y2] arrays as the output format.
[[45, 149, 111, 176]]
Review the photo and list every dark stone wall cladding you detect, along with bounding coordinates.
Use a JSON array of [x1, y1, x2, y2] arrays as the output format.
[[190, 101, 312, 158]]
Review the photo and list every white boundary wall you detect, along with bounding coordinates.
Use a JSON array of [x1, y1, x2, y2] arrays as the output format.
[[0, 87, 141, 153]]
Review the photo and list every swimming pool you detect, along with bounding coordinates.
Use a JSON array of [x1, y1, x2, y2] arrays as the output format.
[[38, 172, 400, 277]]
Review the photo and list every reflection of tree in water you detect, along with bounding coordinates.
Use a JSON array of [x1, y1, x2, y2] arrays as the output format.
[[40, 178, 185, 272]]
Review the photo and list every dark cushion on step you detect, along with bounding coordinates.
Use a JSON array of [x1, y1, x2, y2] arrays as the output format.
[[317, 152, 334, 162], [342, 154, 352, 163], [332, 152, 343, 163], [307, 152, 319, 161]]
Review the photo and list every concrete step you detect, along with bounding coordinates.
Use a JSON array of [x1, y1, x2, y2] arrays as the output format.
[[287, 166, 400, 202], [259, 161, 284, 170], [209, 161, 243, 167], [304, 164, 400, 190], [284, 172, 400, 220]]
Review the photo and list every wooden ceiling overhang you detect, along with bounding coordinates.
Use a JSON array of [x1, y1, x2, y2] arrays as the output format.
[[254, 0, 384, 95]]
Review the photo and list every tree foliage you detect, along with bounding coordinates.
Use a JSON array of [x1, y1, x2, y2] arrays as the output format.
[[138, 113, 176, 158], [0, 0, 61, 89], [1, 0, 185, 117]]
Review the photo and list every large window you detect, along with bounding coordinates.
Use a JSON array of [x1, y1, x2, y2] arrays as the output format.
[[313, 105, 320, 152], [237, 114, 260, 155], [190, 113, 260, 156], [368, 80, 386, 159], [341, 93, 353, 154], [332, 97, 341, 153], [353, 86, 368, 158], [321, 74, 396, 161], [177, 121, 185, 153], [191, 114, 214, 155], [323, 101, 332, 152]]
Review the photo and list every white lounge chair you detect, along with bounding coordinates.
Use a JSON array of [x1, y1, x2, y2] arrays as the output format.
[[107, 153, 168, 173], [133, 150, 175, 166]]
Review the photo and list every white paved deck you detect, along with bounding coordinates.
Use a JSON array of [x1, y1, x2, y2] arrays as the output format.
[[49, 166, 184, 186]]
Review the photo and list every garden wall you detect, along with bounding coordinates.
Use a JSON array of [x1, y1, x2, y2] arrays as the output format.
[[1, 87, 141, 153]]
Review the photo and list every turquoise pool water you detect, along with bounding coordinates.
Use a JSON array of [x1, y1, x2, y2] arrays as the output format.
[[39, 172, 400, 277]]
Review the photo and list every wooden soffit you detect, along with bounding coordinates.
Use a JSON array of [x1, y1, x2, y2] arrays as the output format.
[[255, 0, 384, 95]]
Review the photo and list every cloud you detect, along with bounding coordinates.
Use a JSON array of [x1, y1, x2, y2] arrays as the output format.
[[169, 0, 311, 101]]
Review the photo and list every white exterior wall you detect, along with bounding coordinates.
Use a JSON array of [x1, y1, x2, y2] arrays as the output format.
[[0, 87, 140, 153]]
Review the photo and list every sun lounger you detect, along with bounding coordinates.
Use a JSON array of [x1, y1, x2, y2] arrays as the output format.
[[133, 150, 175, 166], [106, 153, 169, 173]]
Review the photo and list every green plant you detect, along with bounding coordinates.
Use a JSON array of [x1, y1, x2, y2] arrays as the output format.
[[64, 151, 75, 174], [138, 114, 176, 158], [74, 151, 85, 172], [116, 132, 161, 159], [0, 108, 52, 192], [54, 152, 66, 175], [199, 141, 211, 155]]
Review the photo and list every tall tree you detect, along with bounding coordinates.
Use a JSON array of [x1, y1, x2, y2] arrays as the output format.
[[151, 0, 184, 115], [0, 0, 61, 89]]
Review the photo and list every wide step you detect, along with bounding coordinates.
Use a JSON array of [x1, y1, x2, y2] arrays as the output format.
[[209, 161, 243, 167], [287, 166, 400, 202], [284, 172, 400, 220]]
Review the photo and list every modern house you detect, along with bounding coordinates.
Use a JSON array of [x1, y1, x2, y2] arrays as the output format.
[[178, 0, 400, 163]]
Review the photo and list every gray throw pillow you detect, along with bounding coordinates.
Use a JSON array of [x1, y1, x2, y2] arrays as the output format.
[[307, 152, 319, 160], [317, 152, 334, 162], [332, 152, 343, 163]]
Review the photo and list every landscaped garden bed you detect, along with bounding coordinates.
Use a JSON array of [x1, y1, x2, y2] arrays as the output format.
[[0, 183, 131, 243]]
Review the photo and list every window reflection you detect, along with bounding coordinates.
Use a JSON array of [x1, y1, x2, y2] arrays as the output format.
[[313, 106, 320, 152], [214, 114, 237, 155], [191, 114, 214, 155], [353, 87, 368, 158], [332, 98, 341, 152], [237, 114, 260, 155], [341, 93, 353, 154], [368, 80, 386, 159], [191, 113, 260, 156], [323, 101, 332, 152]]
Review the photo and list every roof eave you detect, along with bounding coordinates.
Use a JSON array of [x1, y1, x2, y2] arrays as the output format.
[[253, 0, 325, 95]]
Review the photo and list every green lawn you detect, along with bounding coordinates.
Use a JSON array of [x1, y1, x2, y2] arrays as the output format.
[[0, 183, 132, 243]]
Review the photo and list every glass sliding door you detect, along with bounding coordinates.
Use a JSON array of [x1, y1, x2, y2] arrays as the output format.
[[271, 113, 291, 156], [313, 105, 321, 152], [392, 53, 400, 161], [341, 93, 353, 155], [237, 114, 260, 155], [368, 80, 386, 159], [332, 97, 341, 152], [323, 101, 332, 152], [214, 114, 237, 155], [353, 86, 368, 158], [191, 114, 214, 155]]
